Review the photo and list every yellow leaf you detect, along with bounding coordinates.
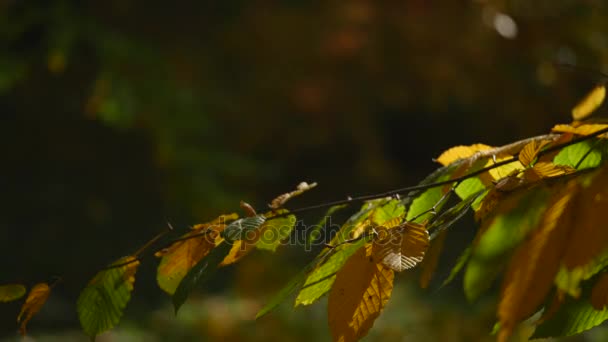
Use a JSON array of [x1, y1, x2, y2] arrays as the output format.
[[219, 239, 256, 266], [0, 284, 26, 302], [17, 283, 51, 336], [372, 222, 429, 272], [435, 144, 494, 166], [552, 123, 608, 136], [591, 273, 608, 310], [497, 184, 576, 342], [487, 156, 524, 181], [519, 140, 552, 167], [156, 216, 230, 295], [419, 230, 447, 288], [328, 244, 394, 342], [572, 85, 606, 121], [522, 162, 575, 182]]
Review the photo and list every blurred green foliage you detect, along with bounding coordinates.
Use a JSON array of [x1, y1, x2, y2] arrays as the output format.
[[2, 0, 608, 340]]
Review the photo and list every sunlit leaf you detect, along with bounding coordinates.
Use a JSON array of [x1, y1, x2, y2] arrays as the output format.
[[522, 161, 574, 181], [464, 187, 551, 301], [255, 215, 297, 251], [497, 184, 576, 342], [328, 244, 394, 342], [372, 222, 429, 272], [0, 284, 26, 303], [172, 242, 232, 314], [406, 165, 458, 223], [572, 85, 606, 121], [77, 256, 140, 337], [295, 238, 367, 306], [552, 123, 608, 136], [371, 199, 405, 226], [553, 139, 607, 170], [435, 144, 494, 166], [17, 283, 51, 336], [519, 139, 552, 167]]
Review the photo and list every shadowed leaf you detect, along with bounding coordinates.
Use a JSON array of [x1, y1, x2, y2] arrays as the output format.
[[77, 256, 140, 337], [172, 242, 232, 314], [17, 283, 51, 336], [0, 284, 26, 303]]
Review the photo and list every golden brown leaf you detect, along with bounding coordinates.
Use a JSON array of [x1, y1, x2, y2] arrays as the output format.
[[497, 184, 576, 342], [552, 123, 608, 136], [328, 244, 394, 342], [435, 144, 494, 166], [156, 214, 235, 294], [591, 273, 608, 310], [219, 239, 257, 266], [17, 283, 51, 336], [519, 140, 552, 167], [522, 162, 575, 182], [572, 85, 606, 121], [419, 230, 447, 289], [372, 222, 429, 272]]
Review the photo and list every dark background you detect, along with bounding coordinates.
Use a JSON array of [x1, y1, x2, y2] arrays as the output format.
[[1, 1, 607, 341]]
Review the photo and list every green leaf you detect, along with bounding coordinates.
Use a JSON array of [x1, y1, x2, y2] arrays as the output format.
[[77, 256, 140, 337], [371, 199, 405, 226], [464, 187, 550, 301], [172, 242, 232, 314], [553, 139, 608, 170], [329, 199, 386, 246], [306, 204, 348, 250], [295, 238, 367, 306], [0, 284, 26, 302], [256, 215, 297, 252], [455, 177, 487, 210], [406, 165, 458, 223], [221, 215, 266, 242], [533, 292, 608, 338]]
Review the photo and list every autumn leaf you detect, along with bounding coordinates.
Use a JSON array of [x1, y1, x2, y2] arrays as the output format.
[[0, 284, 26, 303], [572, 85, 606, 121], [17, 283, 51, 336], [497, 183, 576, 342], [77, 256, 140, 337], [552, 123, 608, 136], [372, 222, 429, 272], [255, 215, 297, 251], [156, 215, 234, 295], [435, 144, 494, 166], [519, 139, 552, 167], [328, 243, 394, 342]]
